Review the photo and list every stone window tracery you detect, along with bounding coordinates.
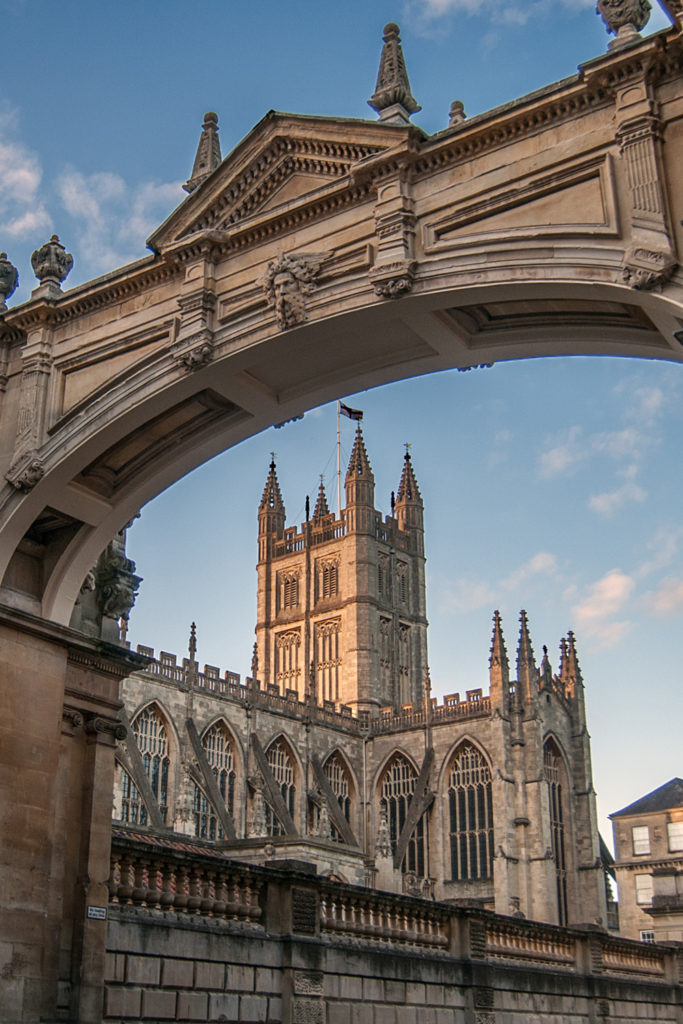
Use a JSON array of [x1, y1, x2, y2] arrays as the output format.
[[397, 562, 408, 605], [325, 752, 352, 841], [265, 738, 296, 836], [278, 569, 300, 611], [275, 629, 301, 692], [193, 722, 236, 841], [123, 705, 171, 825], [378, 554, 389, 598], [544, 739, 568, 925], [315, 618, 341, 703], [316, 557, 339, 601], [379, 753, 426, 876], [448, 743, 493, 882]]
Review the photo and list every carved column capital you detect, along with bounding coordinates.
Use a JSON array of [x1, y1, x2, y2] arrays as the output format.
[[172, 288, 217, 370]]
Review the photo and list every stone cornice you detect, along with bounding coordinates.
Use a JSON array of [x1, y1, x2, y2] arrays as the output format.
[[0, 601, 148, 675]]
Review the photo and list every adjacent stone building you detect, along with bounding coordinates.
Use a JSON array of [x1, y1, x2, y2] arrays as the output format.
[[113, 430, 607, 927], [610, 777, 683, 941]]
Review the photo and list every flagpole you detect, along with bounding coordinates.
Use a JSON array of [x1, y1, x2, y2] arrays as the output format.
[[336, 400, 341, 520]]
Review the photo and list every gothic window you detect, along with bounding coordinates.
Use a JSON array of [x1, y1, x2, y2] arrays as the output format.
[[379, 753, 426, 876], [129, 704, 171, 824], [397, 563, 408, 605], [119, 766, 143, 825], [378, 555, 389, 598], [265, 738, 296, 837], [193, 722, 236, 841], [275, 629, 301, 692], [448, 743, 493, 881], [379, 617, 392, 694], [278, 569, 300, 611], [315, 618, 341, 703], [544, 739, 568, 926], [324, 752, 352, 841], [398, 624, 410, 702], [317, 557, 339, 601]]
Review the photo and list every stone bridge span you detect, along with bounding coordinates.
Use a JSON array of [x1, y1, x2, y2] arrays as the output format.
[[2, 25, 683, 625]]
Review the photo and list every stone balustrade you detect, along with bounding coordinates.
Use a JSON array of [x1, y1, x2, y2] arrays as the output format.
[[319, 881, 450, 949]]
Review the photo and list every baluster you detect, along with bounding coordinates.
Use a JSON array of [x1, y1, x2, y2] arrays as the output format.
[[187, 868, 203, 913], [242, 877, 254, 922], [131, 857, 149, 905], [147, 860, 163, 908], [159, 862, 176, 912], [214, 870, 228, 918], [174, 865, 190, 912], [108, 853, 121, 904], [201, 870, 216, 915], [250, 877, 263, 921], [117, 855, 134, 904]]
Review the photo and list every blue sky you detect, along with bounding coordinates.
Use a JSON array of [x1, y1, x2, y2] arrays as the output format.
[[1, 0, 679, 844]]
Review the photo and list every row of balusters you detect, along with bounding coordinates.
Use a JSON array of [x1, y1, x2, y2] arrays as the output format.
[[486, 922, 576, 966], [319, 891, 449, 948], [109, 853, 263, 922]]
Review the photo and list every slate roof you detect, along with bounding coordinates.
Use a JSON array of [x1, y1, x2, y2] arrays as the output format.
[[610, 778, 683, 819]]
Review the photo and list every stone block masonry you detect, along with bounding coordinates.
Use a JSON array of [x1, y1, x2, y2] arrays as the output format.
[[105, 832, 683, 1024]]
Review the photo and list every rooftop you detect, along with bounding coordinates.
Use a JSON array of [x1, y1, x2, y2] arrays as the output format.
[[610, 778, 683, 819]]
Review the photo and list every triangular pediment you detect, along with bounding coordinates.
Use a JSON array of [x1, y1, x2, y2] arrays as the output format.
[[148, 112, 412, 250]]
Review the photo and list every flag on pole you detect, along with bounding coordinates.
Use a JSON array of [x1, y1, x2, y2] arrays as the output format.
[[340, 403, 363, 421]]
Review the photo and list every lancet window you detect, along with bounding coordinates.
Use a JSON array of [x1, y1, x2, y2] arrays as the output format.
[[448, 743, 493, 881], [126, 705, 170, 824], [324, 752, 352, 841], [397, 563, 408, 605], [379, 753, 426, 876], [275, 629, 301, 692], [193, 722, 236, 841], [378, 555, 389, 598], [265, 739, 296, 836], [315, 618, 341, 703], [544, 739, 568, 925]]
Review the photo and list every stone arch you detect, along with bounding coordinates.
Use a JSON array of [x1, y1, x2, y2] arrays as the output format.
[[199, 714, 245, 771], [375, 748, 428, 876], [436, 733, 493, 790]]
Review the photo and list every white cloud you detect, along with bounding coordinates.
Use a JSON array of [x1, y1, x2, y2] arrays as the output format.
[[636, 526, 683, 579], [502, 551, 557, 590], [0, 104, 51, 240], [572, 569, 634, 649], [56, 168, 181, 276], [588, 473, 646, 517], [538, 425, 585, 479], [643, 576, 683, 615]]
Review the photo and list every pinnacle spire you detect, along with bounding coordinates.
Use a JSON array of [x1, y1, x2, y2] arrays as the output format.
[[516, 610, 537, 704], [313, 476, 330, 521], [259, 457, 285, 514], [564, 630, 583, 699], [184, 111, 222, 194], [539, 644, 553, 691], [368, 23, 421, 126], [489, 610, 510, 702], [396, 448, 422, 505], [345, 424, 374, 483]]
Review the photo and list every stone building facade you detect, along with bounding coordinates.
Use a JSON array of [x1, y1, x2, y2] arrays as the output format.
[[610, 777, 683, 942], [113, 432, 607, 927]]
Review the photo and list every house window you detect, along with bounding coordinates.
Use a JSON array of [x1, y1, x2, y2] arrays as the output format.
[[265, 739, 296, 837], [640, 930, 655, 943], [544, 740, 568, 926], [379, 753, 426, 876], [635, 873, 653, 905], [632, 825, 650, 855], [131, 705, 170, 824], [448, 743, 493, 882], [275, 630, 301, 692], [667, 821, 683, 852], [193, 722, 236, 841], [315, 618, 341, 703]]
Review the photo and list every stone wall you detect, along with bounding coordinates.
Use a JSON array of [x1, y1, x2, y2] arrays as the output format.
[[105, 831, 683, 1024]]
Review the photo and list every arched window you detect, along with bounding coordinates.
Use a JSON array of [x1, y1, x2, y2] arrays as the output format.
[[129, 705, 171, 824], [379, 753, 426, 876], [119, 764, 143, 825], [323, 752, 352, 841], [265, 739, 296, 836], [193, 722, 236, 840], [315, 618, 342, 703], [448, 743, 493, 881], [544, 739, 568, 925]]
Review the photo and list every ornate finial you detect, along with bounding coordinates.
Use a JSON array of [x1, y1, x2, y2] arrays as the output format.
[[596, 0, 651, 49], [270, 451, 277, 465], [368, 22, 421, 126], [0, 253, 18, 312], [188, 621, 197, 662], [251, 642, 259, 679], [449, 101, 466, 128], [184, 111, 222, 194], [30, 235, 73, 297], [391, 490, 396, 513], [305, 494, 310, 521]]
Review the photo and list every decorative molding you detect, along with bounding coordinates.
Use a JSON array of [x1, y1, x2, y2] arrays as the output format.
[[261, 253, 324, 329], [622, 246, 677, 290], [369, 259, 417, 298], [85, 713, 127, 741], [5, 448, 44, 491]]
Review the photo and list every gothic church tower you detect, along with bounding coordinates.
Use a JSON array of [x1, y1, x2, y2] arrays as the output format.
[[254, 428, 428, 713]]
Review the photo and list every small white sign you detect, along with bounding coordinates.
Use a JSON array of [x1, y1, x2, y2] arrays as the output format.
[[87, 906, 107, 921]]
